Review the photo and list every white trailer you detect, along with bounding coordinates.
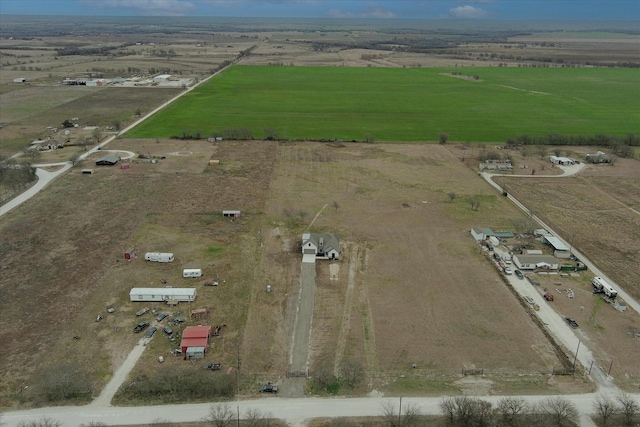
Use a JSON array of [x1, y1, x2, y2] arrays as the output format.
[[129, 287, 196, 302], [592, 276, 617, 299], [144, 252, 174, 263], [502, 253, 512, 264], [183, 268, 202, 278]]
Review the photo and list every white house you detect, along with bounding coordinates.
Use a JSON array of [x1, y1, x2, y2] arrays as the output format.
[[129, 287, 196, 302], [513, 255, 559, 271], [549, 156, 575, 166], [301, 233, 340, 260]]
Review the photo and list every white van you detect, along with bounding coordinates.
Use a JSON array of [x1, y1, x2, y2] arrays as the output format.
[[182, 268, 202, 278]]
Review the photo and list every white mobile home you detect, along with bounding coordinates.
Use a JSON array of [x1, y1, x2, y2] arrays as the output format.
[[183, 268, 202, 278], [129, 287, 196, 302], [144, 252, 174, 263], [513, 255, 559, 271]]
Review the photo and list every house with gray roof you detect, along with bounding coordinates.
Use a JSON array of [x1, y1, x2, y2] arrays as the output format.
[[301, 233, 340, 260]]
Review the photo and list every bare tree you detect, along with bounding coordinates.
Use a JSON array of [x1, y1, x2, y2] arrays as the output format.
[[402, 403, 423, 427], [23, 148, 41, 163], [339, 358, 364, 389], [539, 397, 579, 427], [617, 392, 639, 425], [78, 136, 90, 152], [592, 394, 617, 426], [365, 134, 375, 143], [111, 119, 122, 132], [470, 199, 480, 211], [332, 200, 340, 212], [91, 127, 102, 144], [440, 396, 456, 423], [80, 422, 107, 427], [202, 403, 234, 427], [497, 397, 528, 426], [17, 418, 62, 427], [69, 155, 80, 166], [536, 145, 548, 160], [447, 192, 456, 202], [298, 210, 308, 222], [244, 408, 274, 427], [439, 133, 449, 144]]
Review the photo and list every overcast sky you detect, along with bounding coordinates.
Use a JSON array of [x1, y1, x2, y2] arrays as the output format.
[[0, 0, 639, 20]]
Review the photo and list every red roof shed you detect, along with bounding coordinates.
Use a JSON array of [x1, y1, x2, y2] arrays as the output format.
[[180, 325, 211, 354]]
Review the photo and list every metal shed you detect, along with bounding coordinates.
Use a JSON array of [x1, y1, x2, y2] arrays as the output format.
[[185, 346, 205, 360]]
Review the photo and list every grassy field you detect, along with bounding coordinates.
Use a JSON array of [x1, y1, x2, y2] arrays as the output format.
[[127, 66, 640, 142]]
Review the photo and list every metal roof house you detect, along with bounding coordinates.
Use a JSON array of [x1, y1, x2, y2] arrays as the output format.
[[301, 233, 340, 260], [95, 155, 120, 166], [471, 227, 514, 242], [513, 254, 559, 271], [129, 287, 196, 303]]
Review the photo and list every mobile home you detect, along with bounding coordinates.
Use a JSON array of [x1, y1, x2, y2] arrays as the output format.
[[129, 287, 197, 302], [183, 268, 202, 278], [144, 252, 174, 263]]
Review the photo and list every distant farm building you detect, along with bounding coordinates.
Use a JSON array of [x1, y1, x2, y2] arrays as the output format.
[[222, 210, 241, 218], [585, 151, 612, 164], [470, 227, 514, 242], [153, 74, 172, 83], [549, 156, 575, 166], [129, 287, 196, 303], [541, 235, 571, 258], [301, 233, 340, 260], [124, 248, 136, 260], [479, 160, 513, 171], [95, 155, 120, 166]]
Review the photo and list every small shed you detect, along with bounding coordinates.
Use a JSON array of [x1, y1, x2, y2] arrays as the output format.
[[81, 169, 94, 174], [209, 159, 220, 166], [222, 210, 241, 218], [190, 308, 208, 319], [185, 346, 205, 360], [124, 248, 136, 260], [121, 163, 131, 169]]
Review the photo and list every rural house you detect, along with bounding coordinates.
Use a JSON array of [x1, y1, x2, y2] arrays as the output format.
[[301, 233, 340, 260], [585, 151, 612, 164], [513, 255, 559, 271], [549, 156, 575, 166]]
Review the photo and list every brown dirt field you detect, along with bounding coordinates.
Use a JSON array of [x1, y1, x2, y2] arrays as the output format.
[[245, 142, 588, 397], [0, 139, 276, 407]]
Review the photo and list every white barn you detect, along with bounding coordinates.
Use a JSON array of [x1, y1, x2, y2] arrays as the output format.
[[129, 287, 196, 302]]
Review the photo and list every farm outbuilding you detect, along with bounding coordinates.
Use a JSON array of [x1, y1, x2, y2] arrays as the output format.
[[124, 248, 136, 260], [95, 155, 120, 166], [129, 287, 196, 302], [13, 77, 26, 83], [222, 210, 241, 217], [541, 236, 571, 258], [180, 325, 211, 356], [153, 74, 172, 83]]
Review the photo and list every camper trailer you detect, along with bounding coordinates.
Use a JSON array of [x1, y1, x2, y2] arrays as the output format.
[[183, 268, 202, 278], [592, 276, 617, 299], [144, 252, 174, 263]]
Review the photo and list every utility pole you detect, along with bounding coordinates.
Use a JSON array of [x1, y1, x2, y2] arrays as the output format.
[[398, 396, 403, 425], [572, 340, 581, 373]]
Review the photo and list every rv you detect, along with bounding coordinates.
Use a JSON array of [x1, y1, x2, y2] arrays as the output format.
[[592, 276, 617, 299], [144, 252, 174, 263], [183, 268, 202, 278]]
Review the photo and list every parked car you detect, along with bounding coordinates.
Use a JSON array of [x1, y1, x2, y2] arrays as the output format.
[[134, 321, 150, 333], [145, 326, 158, 338], [544, 293, 554, 301], [565, 317, 579, 328], [493, 253, 501, 261], [259, 384, 278, 393], [503, 267, 513, 275], [204, 280, 219, 286], [203, 363, 222, 371], [163, 326, 173, 335], [515, 270, 524, 279], [156, 313, 169, 322], [173, 317, 185, 323]]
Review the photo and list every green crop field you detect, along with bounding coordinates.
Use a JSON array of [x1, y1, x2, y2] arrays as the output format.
[[127, 66, 640, 143]]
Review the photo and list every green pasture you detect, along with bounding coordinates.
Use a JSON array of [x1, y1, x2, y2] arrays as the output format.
[[127, 66, 640, 143]]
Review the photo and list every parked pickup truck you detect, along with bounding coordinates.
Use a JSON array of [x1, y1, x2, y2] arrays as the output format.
[[260, 384, 278, 393]]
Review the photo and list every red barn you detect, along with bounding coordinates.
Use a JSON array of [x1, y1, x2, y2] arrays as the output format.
[[180, 325, 211, 355]]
